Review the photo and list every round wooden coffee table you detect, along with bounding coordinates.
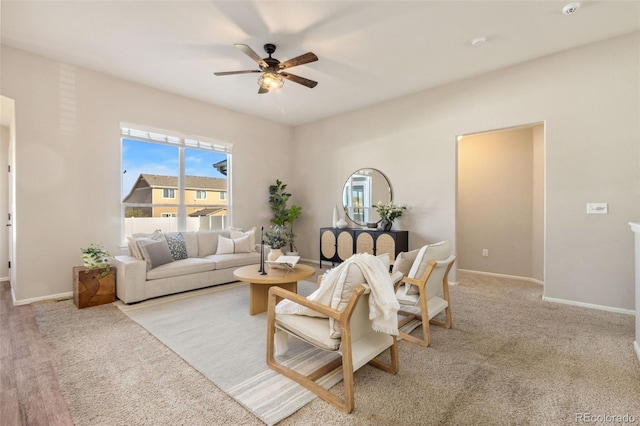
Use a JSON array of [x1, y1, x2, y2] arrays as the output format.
[[233, 264, 315, 315]]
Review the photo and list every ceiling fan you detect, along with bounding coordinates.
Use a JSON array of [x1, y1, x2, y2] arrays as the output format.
[[214, 43, 318, 94]]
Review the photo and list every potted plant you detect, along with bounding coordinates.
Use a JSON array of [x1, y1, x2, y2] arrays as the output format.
[[81, 243, 111, 276], [268, 179, 302, 254], [374, 202, 407, 231], [264, 225, 288, 262]]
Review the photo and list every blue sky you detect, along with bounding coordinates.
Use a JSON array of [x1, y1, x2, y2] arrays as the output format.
[[122, 138, 227, 195]]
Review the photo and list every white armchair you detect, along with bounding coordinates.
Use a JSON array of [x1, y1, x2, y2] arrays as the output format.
[[392, 241, 456, 346], [266, 254, 399, 413]]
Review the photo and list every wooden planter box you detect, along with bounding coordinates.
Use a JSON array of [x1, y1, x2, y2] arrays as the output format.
[[73, 266, 116, 309]]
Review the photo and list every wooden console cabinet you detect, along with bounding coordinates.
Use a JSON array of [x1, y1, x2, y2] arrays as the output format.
[[320, 228, 408, 267], [73, 266, 116, 308]]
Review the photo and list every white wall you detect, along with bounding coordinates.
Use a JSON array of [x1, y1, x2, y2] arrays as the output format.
[[293, 33, 639, 311], [1, 46, 293, 303], [2, 33, 638, 311], [457, 127, 537, 278]]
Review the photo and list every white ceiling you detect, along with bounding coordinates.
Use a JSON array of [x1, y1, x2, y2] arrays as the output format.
[[2, 1, 639, 126]]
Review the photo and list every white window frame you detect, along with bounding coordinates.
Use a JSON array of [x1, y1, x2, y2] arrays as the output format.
[[195, 190, 207, 200], [121, 123, 232, 241], [163, 188, 176, 199], [219, 191, 227, 201]]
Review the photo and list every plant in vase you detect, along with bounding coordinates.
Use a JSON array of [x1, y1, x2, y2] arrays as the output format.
[[268, 179, 302, 254], [374, 202, 407, 231], [265, 225, 288, 262], [80, 243, 111, 276]]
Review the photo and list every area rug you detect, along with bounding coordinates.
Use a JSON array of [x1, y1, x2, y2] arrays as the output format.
[[115, 281, 342, 425]]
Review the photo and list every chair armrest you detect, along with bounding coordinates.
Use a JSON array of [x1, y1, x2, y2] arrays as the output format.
[[268, 286, 341, 319], [268, 284, 368, 322], [390, 271, 404, 290], [402, 275, 423, 288]]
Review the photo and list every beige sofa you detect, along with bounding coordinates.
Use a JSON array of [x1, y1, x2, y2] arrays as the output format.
[[113, 229, 263, 304]]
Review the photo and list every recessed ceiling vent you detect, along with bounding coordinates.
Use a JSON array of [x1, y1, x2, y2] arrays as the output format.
[[562, 2, 580, 15]]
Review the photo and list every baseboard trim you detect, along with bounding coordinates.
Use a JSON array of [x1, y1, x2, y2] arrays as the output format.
[[635, 341, 640, 363], [542, 295, 635, 316], [460, 269, 635, 316], [458, 269, 544, 286], [14, 291, 74, 306]]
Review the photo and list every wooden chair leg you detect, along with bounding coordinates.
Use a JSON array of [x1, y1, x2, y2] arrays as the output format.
[[368, 338, 399, 374], [429, 306, 452, 329]]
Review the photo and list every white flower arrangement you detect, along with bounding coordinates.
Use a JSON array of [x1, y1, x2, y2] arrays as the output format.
[[374, 202, 407, 222]]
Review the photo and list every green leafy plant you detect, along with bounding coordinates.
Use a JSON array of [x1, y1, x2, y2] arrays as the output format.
[[265, 225, 288, 249], [268, 179, 302, 252], [81, 243, 111, 276]]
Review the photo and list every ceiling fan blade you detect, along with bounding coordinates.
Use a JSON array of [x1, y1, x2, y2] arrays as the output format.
[[278, 52, 318, 70], [234, 43, 268, 69], [280, 72, 318, 88], [214, 70, 261, 76], [258, 86, 270, 94]]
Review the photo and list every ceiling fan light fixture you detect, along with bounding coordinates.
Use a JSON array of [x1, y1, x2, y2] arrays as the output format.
[[258, 72, 284, 91]]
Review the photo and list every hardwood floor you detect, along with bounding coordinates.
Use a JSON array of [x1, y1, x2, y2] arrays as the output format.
[[0, 281, 73, 426]]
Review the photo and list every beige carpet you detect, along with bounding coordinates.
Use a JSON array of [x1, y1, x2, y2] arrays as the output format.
[[113, 281, 343, 425], [33, 271, 640, 425]]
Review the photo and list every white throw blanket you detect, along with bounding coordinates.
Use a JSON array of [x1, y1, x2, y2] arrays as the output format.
[[276, 253, 400, 336]]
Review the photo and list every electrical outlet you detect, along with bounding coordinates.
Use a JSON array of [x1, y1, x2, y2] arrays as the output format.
[[587, 203, 608, 214], [482, 249, 488, 257]]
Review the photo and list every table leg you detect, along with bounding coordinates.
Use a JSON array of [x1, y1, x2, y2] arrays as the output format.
[[249, 281, 297, 315]]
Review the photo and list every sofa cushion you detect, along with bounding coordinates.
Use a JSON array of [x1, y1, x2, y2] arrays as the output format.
[[197, 230, 231, 257], [216, 235, 251, 254], [137, 238, 174, 271], [164, 232, 188, 261], [128, 230, 163, 259], [146, 257, 217, 280], [181, 231, 198, 257], [230, 227, 257, 252], [202, 252, 261, 269]]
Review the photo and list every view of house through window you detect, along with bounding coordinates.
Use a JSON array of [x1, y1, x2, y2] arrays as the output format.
[[121, 125, 231, 240]]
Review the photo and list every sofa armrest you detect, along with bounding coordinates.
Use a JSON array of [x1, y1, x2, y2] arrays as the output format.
[[112, 255, 147, 304]]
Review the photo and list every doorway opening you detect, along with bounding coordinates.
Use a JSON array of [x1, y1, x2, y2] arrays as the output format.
[[456, 123, 544, 284], [0, 95, 15, 291]]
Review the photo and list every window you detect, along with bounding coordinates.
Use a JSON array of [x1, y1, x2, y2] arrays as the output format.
[[121, 124, 232, 240], [220, 191, 227, 201]]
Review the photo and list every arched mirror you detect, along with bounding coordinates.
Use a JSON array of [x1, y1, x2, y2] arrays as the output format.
[[342, 168, 392, 226]]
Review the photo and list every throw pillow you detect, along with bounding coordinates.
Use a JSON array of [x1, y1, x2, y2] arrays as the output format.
[[230, 226, 257, 252], [405, 241, 451, 295], [215, 235, 251, 254], [164, 232, 188, 261], [329, 262, 366, 338], [128, 229, 163, 260], [391, 249, 420, 277], [137, 238, 174, 271]]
